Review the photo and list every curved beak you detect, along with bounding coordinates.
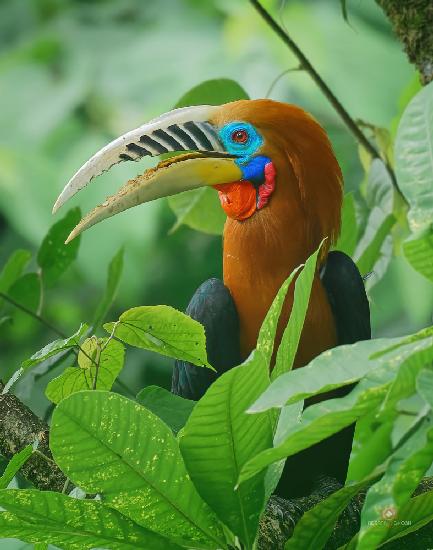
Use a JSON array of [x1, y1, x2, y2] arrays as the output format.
[[53, 104, 242, 243]]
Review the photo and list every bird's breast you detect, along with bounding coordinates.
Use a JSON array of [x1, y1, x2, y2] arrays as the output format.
[[222, 217, 337, 368]]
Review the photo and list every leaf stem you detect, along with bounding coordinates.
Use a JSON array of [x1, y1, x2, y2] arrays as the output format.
[[0, 292, 65, 338], [249, 0, 406, 203]]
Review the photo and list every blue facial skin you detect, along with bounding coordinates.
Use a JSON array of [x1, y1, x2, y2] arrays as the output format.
[[219, 121, 270, 184]]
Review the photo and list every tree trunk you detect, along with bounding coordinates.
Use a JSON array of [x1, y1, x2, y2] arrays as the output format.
[[376, 0, 433, 84]]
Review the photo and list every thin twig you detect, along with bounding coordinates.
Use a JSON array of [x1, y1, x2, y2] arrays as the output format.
[[249, 0, 406, 202], [0, 292, 65, 338], [2, 292, 100, 375], [2, 292, 134, 397], [265, 65, 302, 98]]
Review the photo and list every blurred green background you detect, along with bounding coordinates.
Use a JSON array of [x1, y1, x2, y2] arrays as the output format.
[[1, 0, 432, 428]]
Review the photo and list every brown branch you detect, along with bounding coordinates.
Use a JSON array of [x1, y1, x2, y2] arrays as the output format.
[[249, 0, 406, 203], [0, 380, 68, 492]]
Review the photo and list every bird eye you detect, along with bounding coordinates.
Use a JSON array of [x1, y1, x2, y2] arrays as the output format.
[[231, 129, 249, 144]]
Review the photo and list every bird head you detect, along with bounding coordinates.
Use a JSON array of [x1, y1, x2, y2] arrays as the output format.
[[55, 99, 342, 249]]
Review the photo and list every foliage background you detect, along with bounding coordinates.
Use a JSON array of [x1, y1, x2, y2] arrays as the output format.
[[0, 0, 431, 461]]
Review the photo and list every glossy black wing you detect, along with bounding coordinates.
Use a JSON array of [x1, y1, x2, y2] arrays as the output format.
[[321, 250, 371, 345], [171, 278, 241, 401]]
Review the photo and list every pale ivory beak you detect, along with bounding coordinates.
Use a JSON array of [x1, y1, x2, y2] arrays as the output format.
[[52, 105, 243, 243]]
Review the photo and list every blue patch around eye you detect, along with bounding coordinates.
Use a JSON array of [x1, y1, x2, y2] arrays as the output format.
[[219, 121, 263, 161]]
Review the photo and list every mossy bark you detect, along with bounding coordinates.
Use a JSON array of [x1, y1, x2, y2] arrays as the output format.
[[0, 380, 68, 492], [376, 0, 433, 84]]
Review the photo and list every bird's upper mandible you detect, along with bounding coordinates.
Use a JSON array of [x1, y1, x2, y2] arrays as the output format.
[[53, 98, 342, 251]]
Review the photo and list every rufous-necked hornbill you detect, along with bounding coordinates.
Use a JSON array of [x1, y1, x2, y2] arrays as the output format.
[[54, 99, 370, 496]]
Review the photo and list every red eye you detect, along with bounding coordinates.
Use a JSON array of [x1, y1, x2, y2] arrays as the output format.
[[231, 129, 248, 143]]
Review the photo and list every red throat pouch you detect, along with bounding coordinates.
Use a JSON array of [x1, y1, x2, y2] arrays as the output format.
[[214, 181, 256, 220]]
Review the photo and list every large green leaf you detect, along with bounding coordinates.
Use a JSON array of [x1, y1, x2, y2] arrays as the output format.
[[180, 351, 273, 548], [356, 412, 433, 549], [0, 446, 33, 489], [239, 369, 393, 485], [347, 335, 433, 483], [285, 480, 368, 549], [272, 241, 322, 379], [91, 247, 124, 330], [50, 391, 225, 549], [377, 337, 433, 421], [395, 80, 433, 231], [0, 489, 180, 550], [22, 323, 88, 369], [136, 385, 195, 434], [355, 159, 395, 285], [175, 78, 249, 108], [45, 336, 125, 403], [417, 368, 433, 407], [104, 305, 212, 368], [167, 187, 226, 236], [37, 208, 81, 287], [0, 249, 31, 294], [168, 78, 249, 235], [250, 337, 396, 412], [8, 273, 41, 313], [377, 489, 433, 546], [333, 192, 358, 256], [403, 227, 433, 282], [256, 266, 303, 367]]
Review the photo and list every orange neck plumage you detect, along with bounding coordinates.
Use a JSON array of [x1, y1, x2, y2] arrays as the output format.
[[213, 100, 343, 365]]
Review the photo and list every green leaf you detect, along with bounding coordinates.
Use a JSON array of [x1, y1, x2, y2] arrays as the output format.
[[239, 369, 393, 486], [355, 159, 395, 283], [167, 187, 226, 235], [168, 78, 249, 235], [403, 226, 433, 282], [256, 266, 303, 367], [175, 78, 249, 108], [395, 80, 433, 231], [50, 391, 225, 549], [180, 351, 273, 548], [285, 480, 368, 549], [347, 336, 433, 483], [8, 273, 41, 313], [92, 247, 124, 330], [0, 446, 32, 489], [0, 489, 181, 550], [272, 241, 323, 379], [45, 336, 125, 404], [417, 368, 433, 407], [22, 323, 88, 369], [104, 305, 212, 369], [136, 385, 194, 434], [334, 192, 358, 256], [250, 337, 396, 413], [339, 0, 348, 22], [378, 489, 433, 546], [377, 337, 433, 423], [0, 249, 31, 294], [356, 413, 433, 549], [37, 207, 81, 287]]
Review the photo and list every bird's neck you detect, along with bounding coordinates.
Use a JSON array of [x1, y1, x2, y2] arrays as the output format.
[[222, 186, 337, 362]]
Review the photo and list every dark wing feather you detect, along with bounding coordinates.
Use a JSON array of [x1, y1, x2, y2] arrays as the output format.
[[171, 278, 241, 401], [321, 250, 371, 344]]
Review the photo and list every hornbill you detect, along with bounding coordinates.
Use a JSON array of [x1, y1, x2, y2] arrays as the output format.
[[54, 99, 370, 496]]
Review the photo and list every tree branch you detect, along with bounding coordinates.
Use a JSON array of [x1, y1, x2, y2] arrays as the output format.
[[249, 0, 406, 202], [0, 380, 68, 492]]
